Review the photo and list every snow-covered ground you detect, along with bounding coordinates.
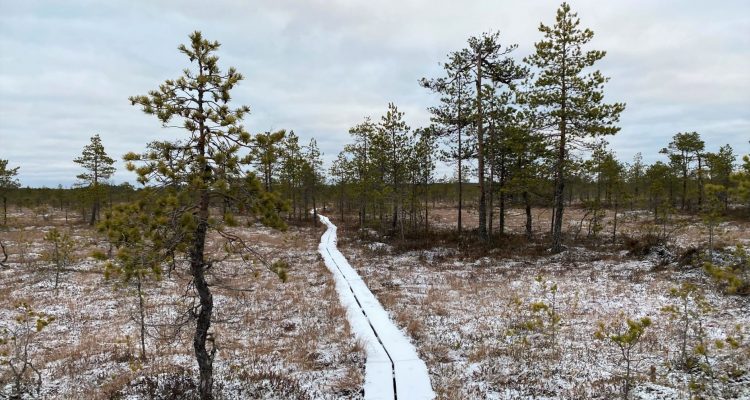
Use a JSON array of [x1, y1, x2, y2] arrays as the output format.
[[318, 215, 434, 400], [2, 206, 749, 399], [337, 212, 750, 399]]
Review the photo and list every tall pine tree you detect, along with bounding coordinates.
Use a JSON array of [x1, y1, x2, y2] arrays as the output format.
[[420, 52, 474, 236], [458, 32, 526, 241], [525, 3, 625, 252]]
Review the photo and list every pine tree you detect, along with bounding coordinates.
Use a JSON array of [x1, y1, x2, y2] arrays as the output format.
[[420, 52, 474, 236], [43, 228, 75, 291], [252, 130, 286, 192], [73, 134, 116, 225], [410, 127, 437, 233], [485, 89, 525, 237], [377, 103, 412, 234], [660, 131, 705, 211], [0, 159, 20, 225], [459, 32, 526, 241], [99, 198, 168, 360], [597, 149, 626, 243], [645, 161, 674, 229], [127, 31, 285, 400], [302, 138, 323, 225], [329, 153, 351, 222], [705, 144, 736, 210], [503, 107, 549, 239], [525, 2, 625, 252], [278, 131, 304, 220], [627, 153, 645, 210], [730, 153, 750, 212], [344, 117, 378, 229]]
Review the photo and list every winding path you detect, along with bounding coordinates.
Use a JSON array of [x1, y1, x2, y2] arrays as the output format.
[[318, 215, 435, 400]]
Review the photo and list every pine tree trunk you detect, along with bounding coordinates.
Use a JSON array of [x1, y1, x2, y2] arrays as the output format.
[[340, 182, 345, 223], [361, 178, 367, 229], [697, 155, 704, 210], [312, 193, 318, 227], [392, 202, 398, 231], [681, 161, 688, 211], [89, 198, 98, 226], [552, 63, 567, 253], [2, 196, 6, 225], [499, 192, 505, 236], [192, 188, 214, 400], [488, 163, 494, 237], [457, 109, 463, 237], [424, 191, 429, 234], [476, 54, 488, 241], [304, 190, 309, 221], [499, 154, 506, 236], [194, 72, 215, 400], [524, 191, 532, 239], [553, 169, 565, 245], [291, 189, 297, 221], [550, 206, 556, 235], [612, 199, 618, 244], [137, 275, 147, 360]]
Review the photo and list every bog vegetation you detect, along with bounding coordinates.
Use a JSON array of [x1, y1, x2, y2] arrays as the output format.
[[1, 2, 749, 399]]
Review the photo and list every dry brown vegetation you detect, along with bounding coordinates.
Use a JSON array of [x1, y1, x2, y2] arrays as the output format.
[[337, 206, 750, 399], [0, 208, 364, 399]]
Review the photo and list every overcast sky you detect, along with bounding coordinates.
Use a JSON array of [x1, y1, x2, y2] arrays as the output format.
[[1, 0, 749, 187]]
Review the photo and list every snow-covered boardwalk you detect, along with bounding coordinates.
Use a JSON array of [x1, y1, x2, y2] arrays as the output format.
[[318, 215, 435, 400]]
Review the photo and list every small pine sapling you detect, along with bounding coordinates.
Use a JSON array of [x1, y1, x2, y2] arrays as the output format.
[[530, 275, 561, 347], [0, 302, 55, 398], [43, 228, 75, 291], [661, 283, 721, 397], [504, 276, 562, 366], [704, 245, 750, 295], [594, 315, 652, 399], [720, 324, 748, 386], [660, 283, 713, 370], [99, 199, 169, 361]]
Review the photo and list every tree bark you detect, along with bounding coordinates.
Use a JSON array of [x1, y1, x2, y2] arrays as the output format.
[[488, 161, 494, 237], [424, 189, 429, 234], [697, 154, 704, 210], [612, 199, 618, 244], [499, 153, 506, 236], [137, 275, 147, 360], [681, 155, 688, 211], [193, 62, 215, 400], [192, 186, 214, 400], [312, 193, 318, 227], [476, 52, 488, 241], [89, 199, 98, 226], [523, 191, 533, 239], [551, 50, 567, 253], [457, 74, 464, 238]]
